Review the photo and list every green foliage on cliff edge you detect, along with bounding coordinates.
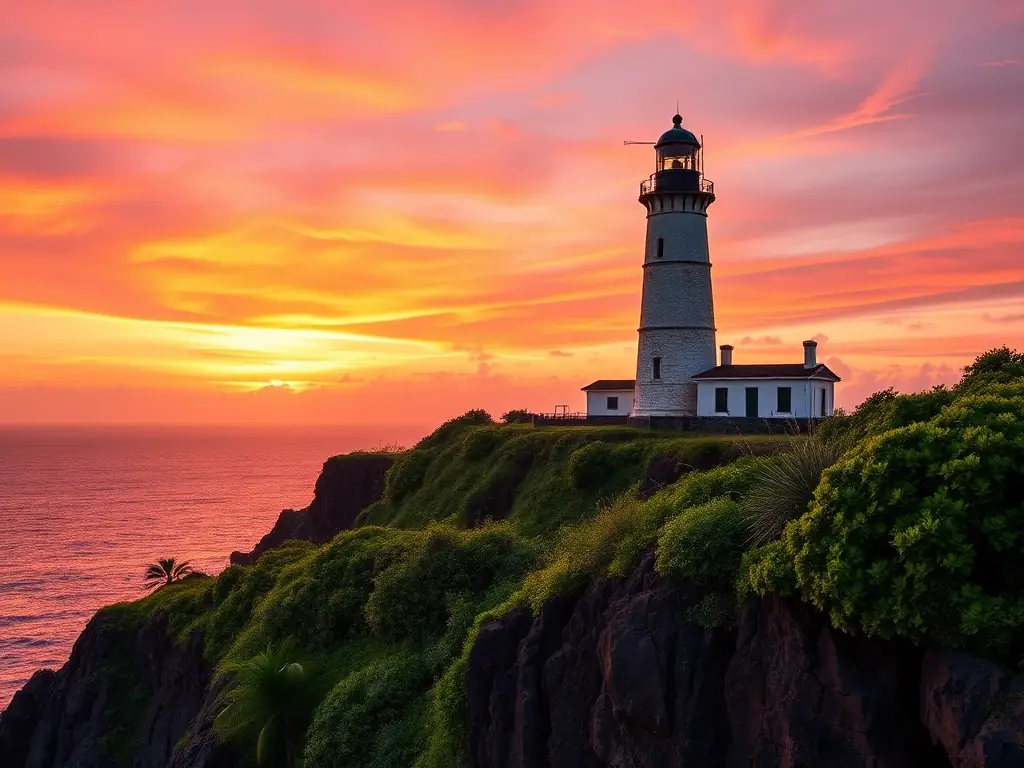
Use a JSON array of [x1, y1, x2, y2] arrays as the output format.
[[744, 366, 1024, 662], [360, 415, 782, 536]]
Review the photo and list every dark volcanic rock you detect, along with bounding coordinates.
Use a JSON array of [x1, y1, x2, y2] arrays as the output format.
[[725, 595, 924, 767], [465, 556, 980, 768], [306, 453, 394, 541], [132, 613, 215, 767], [230, 452, 394, 564], [0, 670, 56, 767], [467, 553, 736, 768], [921, 649, 1024, 767], [230, 508, 309, 565], [0, 607, 232, 768]]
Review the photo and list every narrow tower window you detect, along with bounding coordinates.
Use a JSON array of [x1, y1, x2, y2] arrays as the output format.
[[656, 238, 664, 259], [652, 357, 662, 380]]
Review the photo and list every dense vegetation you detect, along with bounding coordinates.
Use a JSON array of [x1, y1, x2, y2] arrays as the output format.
[[85, 347, 1024, 767]]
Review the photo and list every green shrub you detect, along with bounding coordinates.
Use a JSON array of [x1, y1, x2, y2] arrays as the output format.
[[656, 498, 746, 588], [460, 428, 501, 461], [959, 346, 1024, 390], [501, 409, 533, 424], [686, 591, 735, 630], [384, 448, 437, 503], [814, 386, 955, 445], [521, 496, 647, 610], [303, 651, 430, 768], [663, 456, 770, 509], [365, 525, 536, 640], [737, 539, 795, 602], [260, 529, 411, 651], [567, 441, 644, 491], [741, 437, 850, 548], [746, 387, 1024, 658], [416, 410, 494, 450]]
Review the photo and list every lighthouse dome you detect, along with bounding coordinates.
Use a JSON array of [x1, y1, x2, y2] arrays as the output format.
[[655, 114, 700, 148]]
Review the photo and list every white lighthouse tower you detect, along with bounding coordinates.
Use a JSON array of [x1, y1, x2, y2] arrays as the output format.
[[631, 114, 717, 420]]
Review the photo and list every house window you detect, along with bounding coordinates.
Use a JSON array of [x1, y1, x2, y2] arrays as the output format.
[[656, 238, 664, 259], [777, 386, 792, 413], [652, 357, 662, 380], [714, 387, 728, 413], [820, 388, 827, 416], [607, 396, 619, 411]]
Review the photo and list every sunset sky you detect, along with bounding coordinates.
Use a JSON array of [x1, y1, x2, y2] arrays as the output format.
[[1, 0, 1022, 425]]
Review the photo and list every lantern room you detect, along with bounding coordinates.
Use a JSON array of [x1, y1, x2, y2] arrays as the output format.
[[639, 113, 714, 199], [655, 114, 701, 172]]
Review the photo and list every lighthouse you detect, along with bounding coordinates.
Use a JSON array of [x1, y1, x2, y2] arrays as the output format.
[[631, 114, 717, 419]]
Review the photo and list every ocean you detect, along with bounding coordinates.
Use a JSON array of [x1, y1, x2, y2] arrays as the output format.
[[0, 423, 428, 711]]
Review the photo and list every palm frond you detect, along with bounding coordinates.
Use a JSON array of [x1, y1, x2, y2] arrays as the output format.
[[142, 557, 193, 589]]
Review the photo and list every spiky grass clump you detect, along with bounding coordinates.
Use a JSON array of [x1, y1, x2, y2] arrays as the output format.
[[741, 437, 849, 548]]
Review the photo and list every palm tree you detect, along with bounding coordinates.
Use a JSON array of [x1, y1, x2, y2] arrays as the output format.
[[143, 558, 193, 590], [214, 637, 318, 768]]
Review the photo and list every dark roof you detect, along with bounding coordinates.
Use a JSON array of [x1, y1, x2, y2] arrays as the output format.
[[692, 364, 841, 381], [656, 114, 700, 148], [581, 379, 635, 392]]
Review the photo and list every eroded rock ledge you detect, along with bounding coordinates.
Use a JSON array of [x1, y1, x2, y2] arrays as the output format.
[[230, 453, 393, 565], [466, 553, 1024, 768]]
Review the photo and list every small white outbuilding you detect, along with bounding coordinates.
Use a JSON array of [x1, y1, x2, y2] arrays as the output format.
[[580, 380, 635, 417]]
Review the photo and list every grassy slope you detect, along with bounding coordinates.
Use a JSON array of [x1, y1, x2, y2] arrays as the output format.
[[91, 421, 794, 768], [360, 423, 790, 537]]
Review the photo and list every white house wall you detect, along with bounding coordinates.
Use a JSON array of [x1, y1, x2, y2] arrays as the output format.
[[586, 390, 634, 416], [695, 379, 834, 419]]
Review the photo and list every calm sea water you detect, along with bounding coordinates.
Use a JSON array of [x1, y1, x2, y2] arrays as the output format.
[[0, 424, 428, 711]]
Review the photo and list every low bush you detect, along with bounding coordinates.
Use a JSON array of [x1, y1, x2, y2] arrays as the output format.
[[745, 386, 1024, 659], [460, 428, 502, 461], [656, 498, 746, 588], [567, 441, 645, 491], [813, 386, 955, 446], [384, 448, 438, 503], [521, 496, 648, 610], [303, 651, 430, 768], [686, 591, 735, 630], [501, 409, 533, 424], [416, 410, 494, 450], [365, 525, 536, 640]]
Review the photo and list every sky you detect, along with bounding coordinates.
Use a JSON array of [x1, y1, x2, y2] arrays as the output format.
[[1, 0, 1022, 425]]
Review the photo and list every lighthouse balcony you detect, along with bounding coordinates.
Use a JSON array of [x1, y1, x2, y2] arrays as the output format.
[[640, 171, 715, 197]]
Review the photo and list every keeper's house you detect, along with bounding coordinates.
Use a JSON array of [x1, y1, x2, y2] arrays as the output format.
[[692, 341, 840, 420]]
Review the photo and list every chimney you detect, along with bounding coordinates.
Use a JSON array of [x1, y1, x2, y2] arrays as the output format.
[[720, 344, 734, 366], [803, 340, 817, 368]]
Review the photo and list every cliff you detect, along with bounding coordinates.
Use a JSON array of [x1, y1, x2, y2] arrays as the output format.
[[4, 376, 1024, 767], [467, 552, 1024, 767], [0, 605, 235, 768], [229, 453, 394, 565]]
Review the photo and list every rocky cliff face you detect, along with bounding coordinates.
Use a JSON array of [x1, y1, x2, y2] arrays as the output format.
[[0, 610, 235, 768], [230, 453, 393, 565], [467, 553, 1024, 768]]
